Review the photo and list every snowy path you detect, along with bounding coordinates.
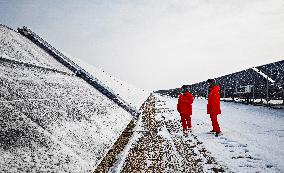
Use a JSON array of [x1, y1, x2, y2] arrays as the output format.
[[109, 94, 226, 173], [154, 95, 284, 172], [107, 94, 284, 172]]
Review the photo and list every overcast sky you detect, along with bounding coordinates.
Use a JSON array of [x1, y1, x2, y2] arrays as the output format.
[[1, 0, 284, 90]]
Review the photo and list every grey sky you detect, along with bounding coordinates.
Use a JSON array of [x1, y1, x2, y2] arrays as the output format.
[[1, 0, 284, 90]]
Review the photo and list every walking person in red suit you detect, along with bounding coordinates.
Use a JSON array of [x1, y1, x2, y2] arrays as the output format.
[[177, 85, 194, 132], [207, 79, 222, 137]]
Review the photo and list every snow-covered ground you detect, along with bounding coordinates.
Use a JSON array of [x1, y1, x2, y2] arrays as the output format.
[[156, 94, 284, 172], [109, 94, 228, 172]]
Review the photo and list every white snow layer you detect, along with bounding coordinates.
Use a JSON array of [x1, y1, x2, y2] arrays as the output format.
[[0, 25, 141, 172], [0, 25, 72, 74], [155, 94, 284, 172], [252, 67, 275, 83], [109, 111, 144, 173]]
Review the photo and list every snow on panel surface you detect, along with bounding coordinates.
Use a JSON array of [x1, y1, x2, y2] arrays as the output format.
[[0, 25, 72, 73], [66, 57, 150, 109], [0, 59, 132, 172], [0, 24, 148, 109], [155, 94, 284, 172]]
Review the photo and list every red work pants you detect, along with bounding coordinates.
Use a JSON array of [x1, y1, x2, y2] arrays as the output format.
[[180, 114, 191, 130], [210, 114, 220, 132]]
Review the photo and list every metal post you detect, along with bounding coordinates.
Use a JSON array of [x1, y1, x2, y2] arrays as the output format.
[[252, 76, 255, 105], [266, 76, 269, 105], [235, 82, 238, 102], [252, 85, 255, 104], [248, 69, 255, 105], [282, 87, 284, 105]]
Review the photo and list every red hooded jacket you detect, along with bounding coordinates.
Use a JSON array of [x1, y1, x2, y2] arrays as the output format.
[[177, 92, 194, 115], [207, 85, 221, 115]]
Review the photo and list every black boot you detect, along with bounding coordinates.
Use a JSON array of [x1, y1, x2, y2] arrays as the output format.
[[215, 131, 221, 137]]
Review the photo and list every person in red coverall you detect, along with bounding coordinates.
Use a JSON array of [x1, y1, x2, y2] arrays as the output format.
[[177, 85, 194, 131], [207, 79, 222, 136]]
